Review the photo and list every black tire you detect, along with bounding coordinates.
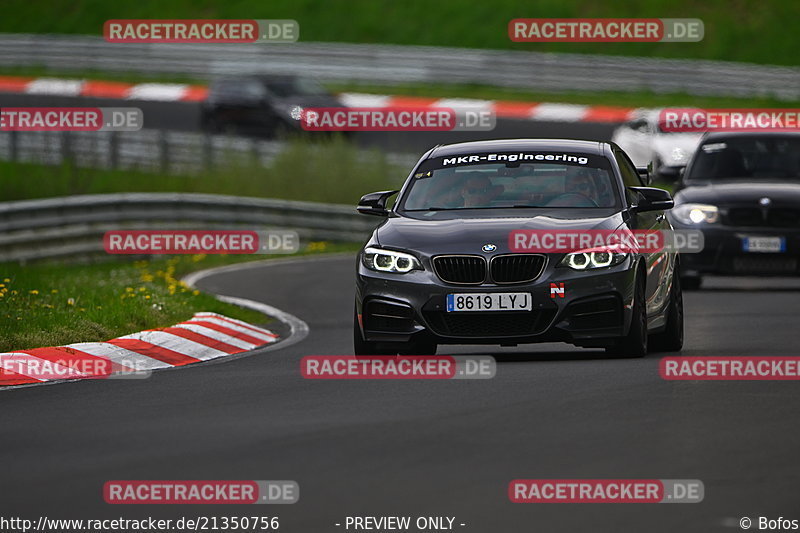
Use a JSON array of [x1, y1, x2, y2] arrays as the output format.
[[681, 275, 702, 291], [649, 272, 684, 352], [606, 273, 647, 358]]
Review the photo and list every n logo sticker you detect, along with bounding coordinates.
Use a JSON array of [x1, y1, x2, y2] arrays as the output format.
[[550, 282, 565, 298]]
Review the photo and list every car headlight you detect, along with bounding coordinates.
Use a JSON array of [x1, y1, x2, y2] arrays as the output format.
[[671, 203, 719, 225], [362, 247, 422, 273], [559, 251, 628, 271], [289, 105, 304, 121]]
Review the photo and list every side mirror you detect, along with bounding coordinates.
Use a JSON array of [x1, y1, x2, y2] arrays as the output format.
[[626, 119, 649, 133], [628, 186, 674, 213], [636, 163, 653, 185], [357, 190, 399, 216]]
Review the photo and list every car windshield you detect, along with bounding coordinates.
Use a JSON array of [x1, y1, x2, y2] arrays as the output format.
[[400, 153, 619, 210], [263, 78, 328, 97], [687, 136, 800, 180]]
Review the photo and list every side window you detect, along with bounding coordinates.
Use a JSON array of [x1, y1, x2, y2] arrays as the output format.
[[614, 149, 644, 204]]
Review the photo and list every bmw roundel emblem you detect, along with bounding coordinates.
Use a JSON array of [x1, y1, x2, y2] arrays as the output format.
[[759, 197, 772, 206], [482, 243, 497, 253]]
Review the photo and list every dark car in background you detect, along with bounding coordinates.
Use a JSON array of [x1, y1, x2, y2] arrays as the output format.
[[669, 132, 800, 289], [200, 75, 342, 136], [354, 139, 683, 357]]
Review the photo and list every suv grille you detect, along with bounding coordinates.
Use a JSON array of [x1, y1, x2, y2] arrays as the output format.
[[490, 254, 546, 284], [726, 207, 800, 228], [433, 256, 486, 284]]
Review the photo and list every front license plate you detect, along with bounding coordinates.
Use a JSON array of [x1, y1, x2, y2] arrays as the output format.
[[446, 292, 532, 312], [742, 236, 786, 253]]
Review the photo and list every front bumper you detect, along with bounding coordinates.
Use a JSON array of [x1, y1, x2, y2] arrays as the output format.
[[673, 225, 800, 277], [355, 256, 637, 348]]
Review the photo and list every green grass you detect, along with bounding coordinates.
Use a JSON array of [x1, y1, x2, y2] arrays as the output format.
[[0, 242, 359, 352], [0, 0, 797, 65], [1, 136, 408, 204]]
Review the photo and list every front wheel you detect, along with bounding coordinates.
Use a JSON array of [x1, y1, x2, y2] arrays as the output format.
[[681, 276, 702, 291], [649, 272, 684, 352], [606, 274, 647, 358]]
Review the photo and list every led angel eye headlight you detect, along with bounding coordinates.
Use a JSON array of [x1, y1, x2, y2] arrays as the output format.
[[362, 247, 422, 273], [560, 251, 627, 270]]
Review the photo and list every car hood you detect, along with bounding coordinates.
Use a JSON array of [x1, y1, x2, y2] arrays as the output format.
[[376, 210, 624, 255], [675, 181, 800, 206]]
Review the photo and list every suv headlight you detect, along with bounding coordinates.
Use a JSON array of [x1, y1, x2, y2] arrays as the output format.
[[671, 203, 719, 225], [559, 251, 628, 271], [362, 247, 422, 273]]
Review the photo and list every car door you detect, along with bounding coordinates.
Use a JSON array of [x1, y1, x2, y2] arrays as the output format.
[[614, 148, 672, 321]]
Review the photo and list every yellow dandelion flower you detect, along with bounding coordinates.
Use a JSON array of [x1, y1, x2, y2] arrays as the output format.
[[192, 290, 200, 296], [29, 290, 39, 295], [145, 295, 151, 300], [67, 298, 75, 306], [51, 289, 58, 294], [3, 278, 10, 283]]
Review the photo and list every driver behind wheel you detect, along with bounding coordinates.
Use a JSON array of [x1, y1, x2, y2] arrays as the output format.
[[461, 172, 503, 207], [564, 166, 600, 202]]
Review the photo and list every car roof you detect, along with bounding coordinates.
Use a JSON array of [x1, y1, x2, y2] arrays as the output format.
[[428, 139, 607, 158], [701, 131, 800, 141]]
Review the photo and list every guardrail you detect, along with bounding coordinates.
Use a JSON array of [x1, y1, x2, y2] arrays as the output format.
[[0, 193, 378, 263], [1, 33, 798, 100], [0, 129, 418, 173]]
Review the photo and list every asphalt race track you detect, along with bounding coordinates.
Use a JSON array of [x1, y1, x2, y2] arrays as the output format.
[[3, 255, 800, 532], [0, 93, 618, 151]]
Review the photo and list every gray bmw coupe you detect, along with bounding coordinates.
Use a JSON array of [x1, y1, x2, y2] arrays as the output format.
[[354, 139, 683, 357]]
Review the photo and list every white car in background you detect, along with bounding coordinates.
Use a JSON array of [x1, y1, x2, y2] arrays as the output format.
[[612, 109, 703, 181]]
